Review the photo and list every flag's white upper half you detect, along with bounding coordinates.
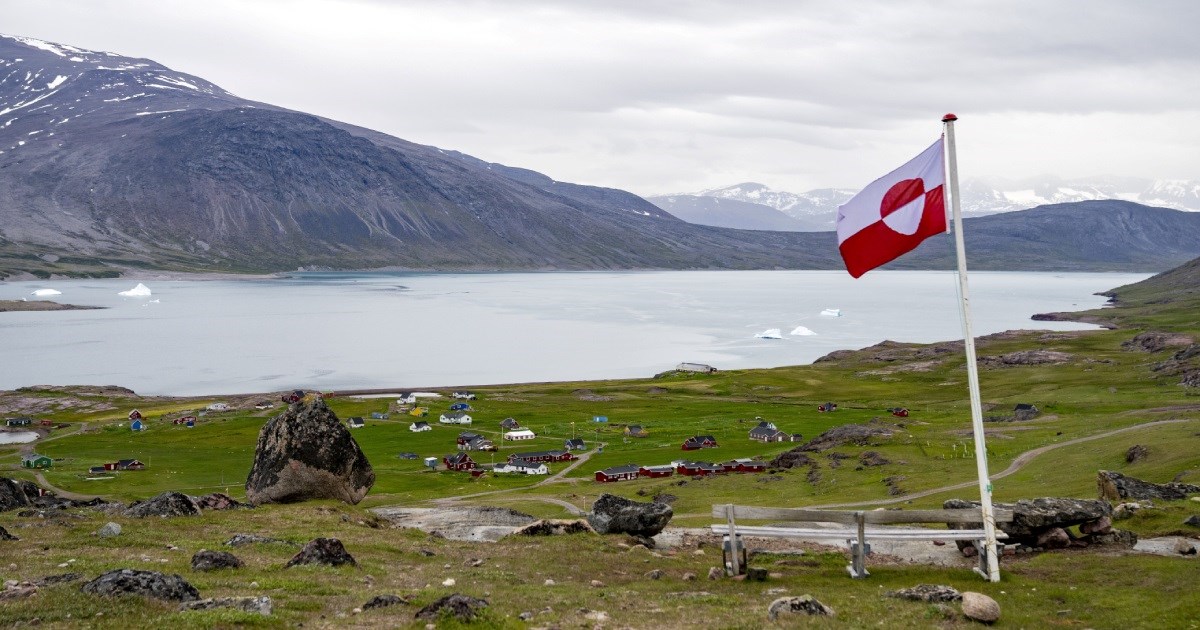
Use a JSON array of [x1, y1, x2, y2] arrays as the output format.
[[836, 139, 945, 244]]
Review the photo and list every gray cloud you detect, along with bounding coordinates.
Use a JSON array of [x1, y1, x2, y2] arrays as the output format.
[[2, 0, 1197, 194]]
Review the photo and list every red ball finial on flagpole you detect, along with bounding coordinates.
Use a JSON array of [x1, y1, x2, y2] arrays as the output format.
[[942, 113, 958, 122]]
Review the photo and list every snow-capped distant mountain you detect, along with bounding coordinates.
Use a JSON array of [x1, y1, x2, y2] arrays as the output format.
[[698, 183, 857, 220], [645, 194, 828, 232]]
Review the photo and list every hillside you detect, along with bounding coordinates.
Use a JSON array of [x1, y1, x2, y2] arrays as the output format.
[[646, 194, 827, 231]]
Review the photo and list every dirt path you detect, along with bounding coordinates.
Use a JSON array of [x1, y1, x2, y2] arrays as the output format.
[[808, 418, 1197, 509]]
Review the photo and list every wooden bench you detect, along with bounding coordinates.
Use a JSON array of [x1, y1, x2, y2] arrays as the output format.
[[711, 504, 1014, 580]]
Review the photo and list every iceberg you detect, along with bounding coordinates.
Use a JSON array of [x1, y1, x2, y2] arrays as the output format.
[[790, 326, 817, 336], [754, 328, 783, 339], [118, 283, 152, 297], [820, 308, 841, 317], [31, 288, 62, 296]]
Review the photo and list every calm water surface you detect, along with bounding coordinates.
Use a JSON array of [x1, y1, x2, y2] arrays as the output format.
[[0, 271, 1147, 395]]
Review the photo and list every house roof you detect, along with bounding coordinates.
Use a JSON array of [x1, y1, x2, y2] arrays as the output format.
[[466, 437, 493, 447], [513, 449, 567, 459], [412, 420, 429, 427], [1014, 403, 1037, 410], [503, 458, 544, 470], [600, 464, 641, 475], [565, 438, 585, 446], [22, 453, 48, 462], [443, 412, 469, 419], [459, 431, 481, 439], [445, 452, 473, 464], [117, 458, 142, 465]]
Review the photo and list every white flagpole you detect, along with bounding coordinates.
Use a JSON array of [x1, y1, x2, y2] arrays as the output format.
[[942, 113, 1001, 582]]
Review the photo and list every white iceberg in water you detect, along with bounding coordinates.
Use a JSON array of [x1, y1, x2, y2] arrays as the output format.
[[31, 288, 62, 296], [820, 308, 841, 317], [754, 328, 783, 339], [790, 326, 817, 336], [118, 283, 152, 297]]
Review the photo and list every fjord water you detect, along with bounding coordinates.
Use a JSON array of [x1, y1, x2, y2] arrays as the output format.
[[0, 271, 1147, 396]]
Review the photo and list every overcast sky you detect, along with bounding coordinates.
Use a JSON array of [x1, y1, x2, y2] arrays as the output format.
[[4, 0, 1199, 195]]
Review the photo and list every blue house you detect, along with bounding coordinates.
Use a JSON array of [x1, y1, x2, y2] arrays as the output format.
[[130, 419, 144, 431], [450, 402, 472, 411], [593, 415, 608, 423]]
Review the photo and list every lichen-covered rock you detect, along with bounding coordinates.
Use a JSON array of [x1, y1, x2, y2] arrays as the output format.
[[96, 522, 121, 538], [1125, 445, 1149, 463], [888, 584, 962, 602], [285, 537, 356, 567], [1079, 515, 1113, 535], [945, 497, 1111, 544], [767, 595, 834, 620], [0, 477, 42, 512], [180, 596, 272, 615], [123, 492, 201, 518], [363, 594, 408, 610], [510, 519, 596, 536], [245, 397, 374, 505], [81, 569, 199, 602], [415, 593, 488, 622], [960, 591, 1000, 623], [1097, 470, 1200, 501], [191, 550, 244, 571], [979, 350, 1071, 367], [1035, 527, 1070, 549], [194, 493, 242, 510], [0, 525, 18, 541], [587, 494, 673, 537], [224, 533, 296, 547]]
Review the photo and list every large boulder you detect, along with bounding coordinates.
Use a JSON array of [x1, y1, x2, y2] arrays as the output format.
[[0, 477, 42, 512], [81, 569, 200, 602], [1097, 470, 1200, 501], [123, 492, 201, 518], [767, 595, 834, 620], [285, 537, 356, 567], [191, 550, 245, 571], [415, 594, 488, 622], [587, 494, 673, 537], [945, 497, 1112, 544], [245, 397, 374, 505], [194, 492, 242, 510]]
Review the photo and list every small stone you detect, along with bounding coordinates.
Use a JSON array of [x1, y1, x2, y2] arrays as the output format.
[[543, 579, 555, 586], [888, 584, 962, 603], [584, 610, 610, 622], [519, 612, 533, 621], [179, 596, 272, 615], [682, 572, 697, 581], [249, 581, 259, 588], [418, 548, 436, 556], [961, 591, 1001, 623], [352, 608, 362, 614], [745, 567, 768, 582], [191, 550, 244, 572], [693, 549, 705, 555], [1036, 527, 1070, 550], [1080, 516, 1113, 535], [645, 569, 662, 580], [96, 522, 121, 538], [442, 578, 456, 587], [707, 566, 722, 580], [286, 538, 356, 568], [415, 593, 488, 622], [1183, 515, 1200, 527], [590, 579, 604, 587], [767, 595, 834, 620], [467, 558, 484, 567], [362, 594, 407, 610], [1174, 539, 1197, 555]]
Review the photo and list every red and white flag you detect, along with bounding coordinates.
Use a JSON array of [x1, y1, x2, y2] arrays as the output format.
[[836, 138, 947, 278]]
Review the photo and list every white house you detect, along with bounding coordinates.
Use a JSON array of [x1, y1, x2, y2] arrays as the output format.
[[409, 420, 432, 432], [493, 458, 548, 475], [439, 412, 473, 425], [348, 417, 365, 429], [206, 402, 230, 412], [503, 428, 536, 441]]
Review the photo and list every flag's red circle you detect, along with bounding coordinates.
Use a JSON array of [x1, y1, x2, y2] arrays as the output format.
[[880, 178, 925, 218]]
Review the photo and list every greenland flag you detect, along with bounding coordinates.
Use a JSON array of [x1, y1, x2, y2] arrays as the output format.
[[836, 138, 947, 278]]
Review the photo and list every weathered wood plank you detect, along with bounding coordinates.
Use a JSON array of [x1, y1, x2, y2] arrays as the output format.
[[710, 505, 1013, 524]]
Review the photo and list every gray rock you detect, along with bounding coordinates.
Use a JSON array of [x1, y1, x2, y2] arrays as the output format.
[[0, 477, 42, 512], [1097, 470, 1200, 501], [1079, 516, 1113, 535], [1125, 445, 1149, 463], [707, 566, 723, 580], [123, 492, 201, 518], [518, 611, 534, 621], [363, 594, 408, 610], [1112, 502, 1150, 520], [745, 567, 768, 581], [191, 550, 244, 571], [34, 573, 82, 586], [509, 519, 595, 536], [224, 533, 296, 547], [81, 569, 199, 602], [645, 569, 663, 580], [1087, 529, 1138, 547], [180, 596, 272, 615], [286, 537, 356, 567], [1185, 515, 1200, 527], [1175, 539, 1197, 555], [587, 494, 673, 537], [888, 584, 962, 602], [244, 397, 375, 505], [961, 591, 1000, 623], [945, 497, 1111, 544], [979, 350, 1072, 367], [0, 525, 18, 541], [193, 493, 242, 510], [415, 593, 488, 622], [767, 595, 834, 620], [96, 522, 121, 538]]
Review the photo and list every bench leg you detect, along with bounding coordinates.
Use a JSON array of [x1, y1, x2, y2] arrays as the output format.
[[972, 540, 1002, 581]]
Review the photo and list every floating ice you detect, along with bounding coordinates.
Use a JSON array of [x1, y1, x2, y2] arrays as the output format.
[[31, 288, 62, 296], [118, 283, 152, 297], [754, 328, 782, 339], [790, 326, 817, 336], [820, 308, 842, 317]]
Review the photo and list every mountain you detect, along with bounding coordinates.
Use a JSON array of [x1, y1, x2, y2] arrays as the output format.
[[644, 194, 827, 231], [0, 34, 858, 278]]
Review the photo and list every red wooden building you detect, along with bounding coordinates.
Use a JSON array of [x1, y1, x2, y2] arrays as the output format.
[[443, 452, 477, 471], [681, 435, 718, 451], [595, 464, 641, 482], [638, 465, 675, 478]]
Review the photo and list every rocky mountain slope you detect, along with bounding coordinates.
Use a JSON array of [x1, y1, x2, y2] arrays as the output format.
[[645, 194, 827, 232]]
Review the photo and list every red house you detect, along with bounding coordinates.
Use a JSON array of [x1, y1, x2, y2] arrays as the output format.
[[638, 465, 674, 478], [681, 435, 718, 451], [443, 452, 477, 471], [676, 461, 723, 476], [595, 464, 640, 482], [509, 450, 576, 464], [722, 459, 766, 473], [128, 409, 142, 421]]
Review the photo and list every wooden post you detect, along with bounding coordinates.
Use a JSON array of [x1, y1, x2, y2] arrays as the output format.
[[725, 504, 741, 576]]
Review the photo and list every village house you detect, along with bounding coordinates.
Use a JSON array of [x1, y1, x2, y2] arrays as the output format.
[[409, 420, 432, 432], [22, 453, 52, 469], [503, 428, 536, 441], [457, 432, 496, 451], [593, 415, 608, 423], [443, 452, 477, 471], [439, 412, 472, 425], [748, 422, 787, 443], [595, 464, 640, 482], [452, 391, 476, 400], [370, 412, 389, 420], [104, 459, 146, 471], [6, 417, 33, 427], [348, 417, 365, 429], [254, 401, 275, 410], [127, 410, 142, 421], [397, 393, 417, 405], [624, 425, 648, 437], [817, 402, 838, 412], [409, 407, 429, 417], [721, 458, 767, 473], [508, 450, 575, 464], [676, 362, 717, 374], [564, 437, 586, 451], [493, 458, 549, 475], [676, 461, 723, 476], [450, 402, 472, 411], [638, 464, 674, 478], [206, 403, 230, 412], [88, 466, 108, 475], [500, 417, 520, 430], [130, 419, 145, 432], [681, 435, 719, 450]]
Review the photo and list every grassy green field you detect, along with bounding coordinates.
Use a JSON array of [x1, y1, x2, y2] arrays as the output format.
[[3, 265, 1200, 627]]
